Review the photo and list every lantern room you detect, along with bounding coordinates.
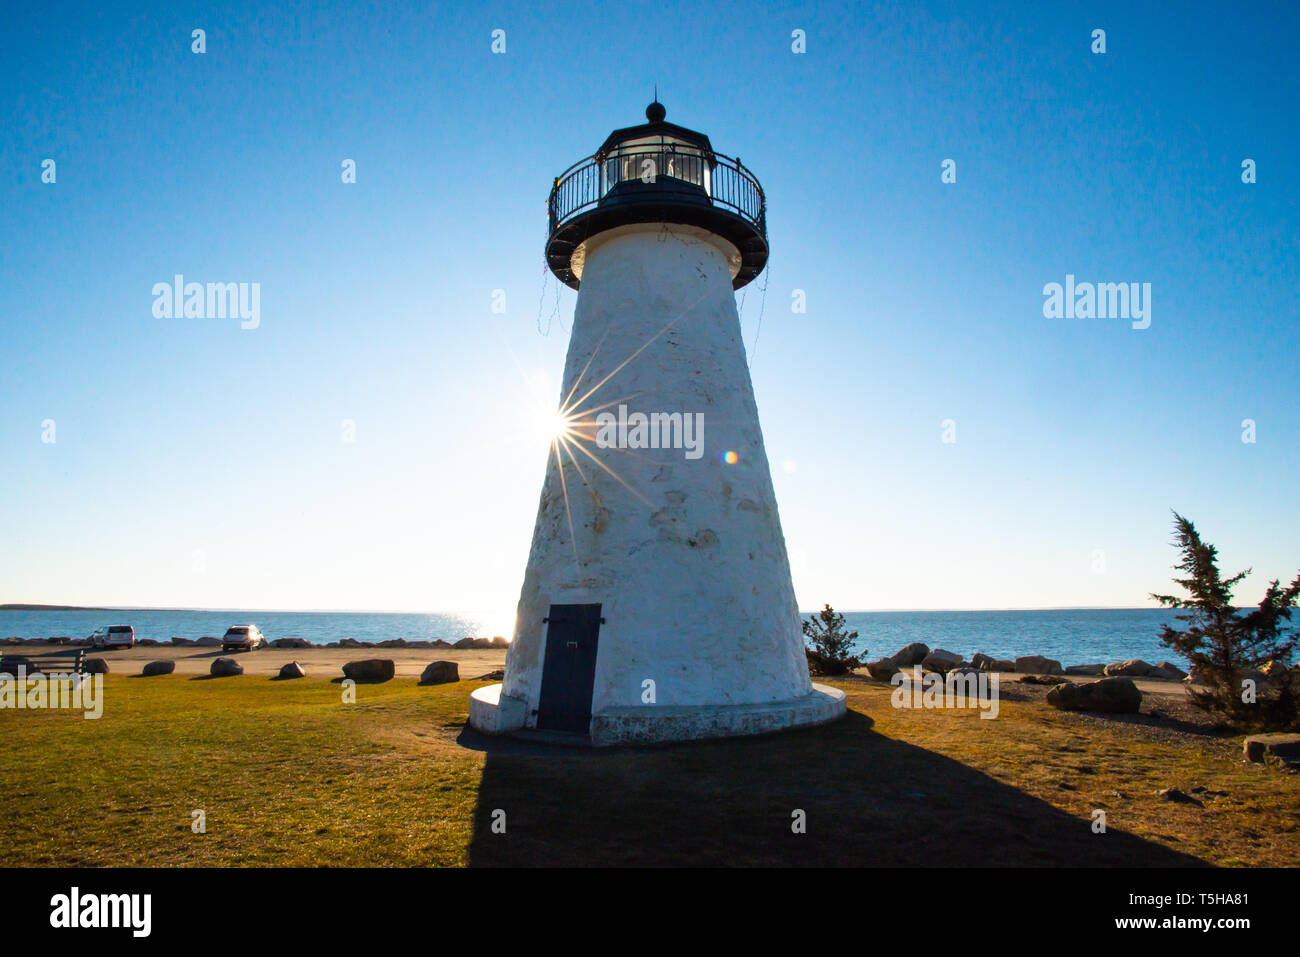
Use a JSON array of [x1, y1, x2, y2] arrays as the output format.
[[545, 101, 769, 290]]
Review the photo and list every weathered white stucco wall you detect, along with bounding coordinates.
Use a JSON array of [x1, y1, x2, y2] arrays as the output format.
[[502, 223, 811, 725]]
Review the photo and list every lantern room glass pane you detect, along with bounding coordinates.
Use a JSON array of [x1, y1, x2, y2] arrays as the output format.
[[600, 135, 711, 198]]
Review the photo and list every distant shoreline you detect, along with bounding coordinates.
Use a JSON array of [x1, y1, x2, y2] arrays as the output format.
[[2, 603, 1174, 614], [0, 603, 108, 611]]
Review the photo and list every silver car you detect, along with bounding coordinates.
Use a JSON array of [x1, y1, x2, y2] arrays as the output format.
[[91, 625, 135, 649], [221, 625, 265, 652]]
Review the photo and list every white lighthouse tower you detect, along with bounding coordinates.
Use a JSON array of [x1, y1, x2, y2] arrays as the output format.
[[470, 102, 845, 745]]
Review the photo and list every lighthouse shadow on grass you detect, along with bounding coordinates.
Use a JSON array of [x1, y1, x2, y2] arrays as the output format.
[[461, 709, 1206, 867]]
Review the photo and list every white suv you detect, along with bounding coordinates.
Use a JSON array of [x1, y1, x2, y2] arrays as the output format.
[[221, 625, 266, 652], [91, 625, 135, 649]]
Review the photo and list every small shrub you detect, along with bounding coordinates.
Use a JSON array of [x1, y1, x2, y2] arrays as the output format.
[[803, 604, 862, 676]]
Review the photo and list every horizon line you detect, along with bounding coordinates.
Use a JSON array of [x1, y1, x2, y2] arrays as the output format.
[[1, 602, 1174, 615]]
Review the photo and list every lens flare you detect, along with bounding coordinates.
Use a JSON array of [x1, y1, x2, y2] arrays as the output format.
[[551, 409, 575, 441]]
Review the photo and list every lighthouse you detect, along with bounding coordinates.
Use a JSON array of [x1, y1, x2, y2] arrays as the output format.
[[469, 102, 846, 745]]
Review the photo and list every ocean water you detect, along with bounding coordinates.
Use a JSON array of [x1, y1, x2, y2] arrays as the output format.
[[0, 610, 506, 647], [835, 609, 1185, 668], [1, 607, 1188, 667]]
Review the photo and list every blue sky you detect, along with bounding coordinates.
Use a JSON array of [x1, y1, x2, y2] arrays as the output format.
[[1, 0, 1297, 620]]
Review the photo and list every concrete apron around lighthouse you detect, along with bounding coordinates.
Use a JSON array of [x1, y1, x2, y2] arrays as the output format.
[[470, 222, 845, 745]]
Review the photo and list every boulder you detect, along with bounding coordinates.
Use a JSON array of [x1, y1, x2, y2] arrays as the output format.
[[920, 648, 962, 673], [342, 658, 395, 683], [141, 660, 175, 677], [490, 636, 510, 648], [1149, 661, 1188, 681], [195, 636, 222, 647], [431, 639, 453, 649], [210, 657, 244, 677], [171, 637, 195, 646], [889, 642, 929, 668], [1242, 733, 1300, 766], [1018, 673, 1066, 685], [137, 639, 159, 646], [340, 638, 366, 649], [1104, 659, 1155, 678], [987, 659, 1017, 672], [1015, 655, 1063, 675], [1047, 676, 1142, 714], [277, 661, 306, 680], [82, 658, 110, 675], [970, 652, 995, 670], [272, 638, 313, 649], [406, 640, 433, 649], [864, 659, 900, 682], [377, 639, 409, 648], [1064, 663, 1106, 676], [419, 661, 459, 685]]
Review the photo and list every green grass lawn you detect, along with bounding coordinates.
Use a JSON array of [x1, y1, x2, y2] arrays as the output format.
[[2, 675, 485, 866], [1, 675, 1295, 866]]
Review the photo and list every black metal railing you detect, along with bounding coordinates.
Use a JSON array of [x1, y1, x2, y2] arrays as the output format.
[[548, 147, 765, 237]]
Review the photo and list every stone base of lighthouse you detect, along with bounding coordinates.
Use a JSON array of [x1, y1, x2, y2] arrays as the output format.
[[470, 681, 845, 747], [471, 222, 846, 746]]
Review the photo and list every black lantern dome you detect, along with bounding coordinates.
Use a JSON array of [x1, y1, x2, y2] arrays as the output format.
[[546, 102, 768, 290]]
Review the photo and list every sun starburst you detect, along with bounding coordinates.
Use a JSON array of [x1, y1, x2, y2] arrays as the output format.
[[535, 282, 717, 574]]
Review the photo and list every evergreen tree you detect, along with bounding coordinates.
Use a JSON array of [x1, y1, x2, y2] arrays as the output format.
[[1151, 512, 1300, 729], [802, 604, 862, 676]]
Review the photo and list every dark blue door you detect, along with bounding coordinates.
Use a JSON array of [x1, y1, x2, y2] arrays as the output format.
[[536, 604, 602, 734]]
